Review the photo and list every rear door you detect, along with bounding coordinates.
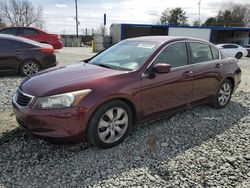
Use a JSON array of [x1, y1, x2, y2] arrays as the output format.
[[188, 42, 224, 101], [141, 42, 194, 117], [0, 39, 25, 73]]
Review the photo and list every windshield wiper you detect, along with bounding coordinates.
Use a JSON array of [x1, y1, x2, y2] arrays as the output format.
[[97, 64, 115, 69]]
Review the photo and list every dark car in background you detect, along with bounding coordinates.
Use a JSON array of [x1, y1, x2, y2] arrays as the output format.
[[12, 36, 241, 148], [0, 34, 57, 76], [0, 27, 63, 49]]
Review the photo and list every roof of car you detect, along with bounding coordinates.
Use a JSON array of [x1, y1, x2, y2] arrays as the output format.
[[0, 34, 42, 46], [0, 33, 27, 41], [125, 36, 210, 44]]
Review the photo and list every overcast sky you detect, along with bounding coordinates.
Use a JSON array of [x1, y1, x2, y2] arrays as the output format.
[[30, 0, 250, 34]]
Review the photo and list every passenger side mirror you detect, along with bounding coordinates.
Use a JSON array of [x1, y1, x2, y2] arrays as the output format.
[[152, 63, 171, 73]]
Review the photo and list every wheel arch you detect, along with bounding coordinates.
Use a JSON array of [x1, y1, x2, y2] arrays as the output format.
[[225, 76, 235, 90], [116, 97, 137, 127], [19, 58, 41, 72], [86, 96, 138, 130]]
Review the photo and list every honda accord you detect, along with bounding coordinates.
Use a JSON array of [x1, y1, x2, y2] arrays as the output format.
[[12, 36, 242, 148]]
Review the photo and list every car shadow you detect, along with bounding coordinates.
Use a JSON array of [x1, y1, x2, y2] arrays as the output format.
[[0, 99, 249, 187]]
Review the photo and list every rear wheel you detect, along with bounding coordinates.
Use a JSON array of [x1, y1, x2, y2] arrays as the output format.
[[235, 52, 243, 59], [87, 100, 133, 148], [211, 79, 233, 109], [20, 60, 40, 76]]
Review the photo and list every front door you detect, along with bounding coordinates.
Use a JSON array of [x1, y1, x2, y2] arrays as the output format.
[[140, 42, 194, 117]]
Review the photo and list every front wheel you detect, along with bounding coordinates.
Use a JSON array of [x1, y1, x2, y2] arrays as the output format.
[[87, 100, 133, 148], [211, 79, 233, 109]]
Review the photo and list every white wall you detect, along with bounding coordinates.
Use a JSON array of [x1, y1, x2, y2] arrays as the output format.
[[169, 27, 211, 41]]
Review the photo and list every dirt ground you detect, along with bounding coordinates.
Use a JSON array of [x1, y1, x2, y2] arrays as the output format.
[[55, 47, 95, 64]]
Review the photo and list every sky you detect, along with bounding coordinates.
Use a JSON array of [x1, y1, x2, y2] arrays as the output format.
[[30, 0, 250, 34]]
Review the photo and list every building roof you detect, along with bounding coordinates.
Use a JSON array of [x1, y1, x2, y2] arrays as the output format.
[[112, 23, 250, 31]]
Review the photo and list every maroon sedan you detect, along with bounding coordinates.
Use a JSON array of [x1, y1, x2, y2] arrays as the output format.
[[12, 36, 242, 148]]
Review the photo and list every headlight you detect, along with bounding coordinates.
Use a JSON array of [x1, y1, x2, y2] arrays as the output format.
[[33, 89, 91, 109]]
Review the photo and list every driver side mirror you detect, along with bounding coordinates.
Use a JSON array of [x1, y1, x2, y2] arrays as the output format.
[[152, 63, 171, 73]]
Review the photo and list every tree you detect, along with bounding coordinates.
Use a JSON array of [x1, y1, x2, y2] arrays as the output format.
[[159, 7, 188, 26], [0, 0, 43, 27], [159, 9, 169, 24], [192, 20, 200, 26], [202, 3, 250, 27], [0, 15, 6, 28], [202, 17, 217, 26]]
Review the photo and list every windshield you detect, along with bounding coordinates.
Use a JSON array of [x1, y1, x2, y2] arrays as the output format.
[[89, 40, 160, 71]]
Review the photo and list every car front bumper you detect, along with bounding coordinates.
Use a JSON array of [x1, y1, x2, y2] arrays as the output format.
[[12, 99, 88, 144]]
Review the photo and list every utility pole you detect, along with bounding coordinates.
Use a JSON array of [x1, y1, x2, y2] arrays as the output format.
[[198, 0, 201, 26], [75, 0, 79, 37]]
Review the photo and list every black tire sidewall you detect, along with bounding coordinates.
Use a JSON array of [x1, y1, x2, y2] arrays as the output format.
[[20, 60, 40, 76], [236, 52, 243, 59], [213, 79, 233, 109], [87, 100, 133, 148]]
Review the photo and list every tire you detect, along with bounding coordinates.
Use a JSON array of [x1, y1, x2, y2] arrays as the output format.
[[235, 52, 243, 59], [20, 60, 40, 76], [87, 100, 133, 148], [211, 79, 233, 109]]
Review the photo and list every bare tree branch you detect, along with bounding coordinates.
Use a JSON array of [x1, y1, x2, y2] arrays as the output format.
[[0, 0, 43, 27]]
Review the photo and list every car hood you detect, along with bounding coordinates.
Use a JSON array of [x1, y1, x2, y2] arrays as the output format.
[[20, 62, 124, 96]]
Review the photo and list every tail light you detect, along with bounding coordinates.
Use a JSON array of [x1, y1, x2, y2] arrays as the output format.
[[41, 48, 54, 53]]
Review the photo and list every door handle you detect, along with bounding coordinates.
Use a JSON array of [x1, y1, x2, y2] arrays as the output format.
[[183, 70, 193, 77], [15, 51, 22, 55], [215, 63, 222, 68]]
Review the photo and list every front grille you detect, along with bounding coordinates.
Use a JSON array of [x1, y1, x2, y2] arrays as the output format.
[[16, 90, 32, 107]]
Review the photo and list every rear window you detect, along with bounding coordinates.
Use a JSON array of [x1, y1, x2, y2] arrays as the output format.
[[222, 44, 238, 49], [210, 46, 220, 60], [189, 42, 213, 64], [0, 39, 30, 50]]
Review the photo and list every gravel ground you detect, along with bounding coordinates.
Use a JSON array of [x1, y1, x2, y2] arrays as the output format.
[[0, 49, 250, 187]]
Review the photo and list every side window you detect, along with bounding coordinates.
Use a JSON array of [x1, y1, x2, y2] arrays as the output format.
[[189, 42, 213, 64], [0, 39, 27, 50], [222, 45, 238, 49], [211, 46, 220, 60], [0, 28, 18, 35], [20, 28, 38, 35], [153, 42, 188, 68]]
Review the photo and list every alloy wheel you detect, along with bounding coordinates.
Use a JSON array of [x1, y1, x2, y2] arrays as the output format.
[[218, 82, 231, 106], [98, 107, 128, 144], [23, 62, 39, 76]]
